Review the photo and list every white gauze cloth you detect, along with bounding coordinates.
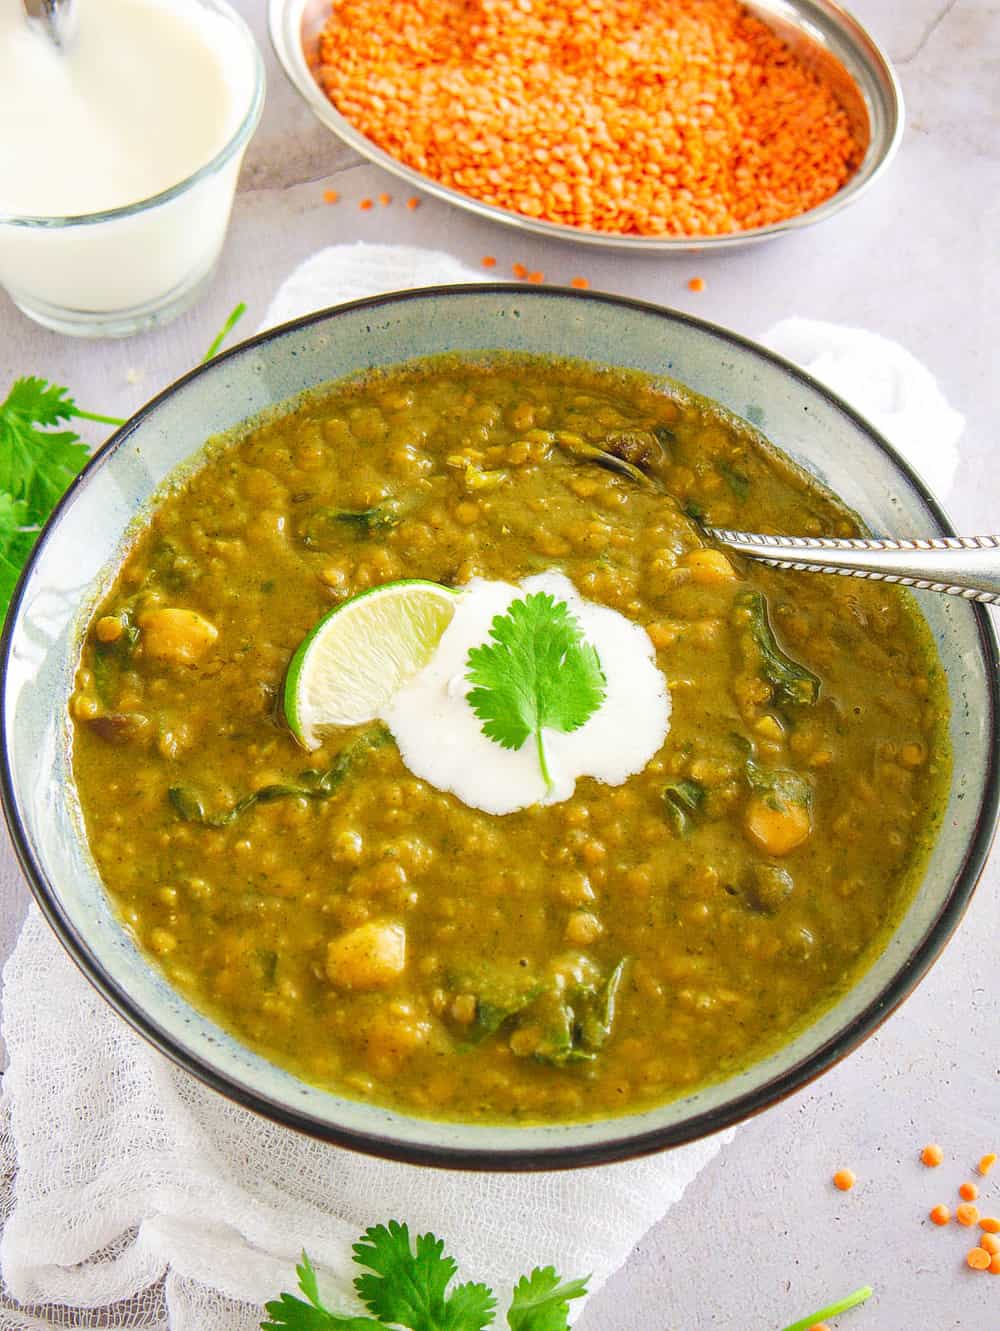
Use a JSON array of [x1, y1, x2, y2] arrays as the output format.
[[0, 245, 964, 1331], [761, 316, 961, 499]]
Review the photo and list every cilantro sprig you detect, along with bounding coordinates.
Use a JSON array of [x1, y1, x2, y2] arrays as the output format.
[[0, 377, 124, 618], [465, 592, 606, 790], [262, 1224, 588, 1331]]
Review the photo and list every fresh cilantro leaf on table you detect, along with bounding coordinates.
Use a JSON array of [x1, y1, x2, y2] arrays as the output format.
[[506, 1267, 590, 1331], [263, 1251, 383, 1330], [353, 1222, 495, 1331], [0, 495, 37, 611], [261, 1224, 588, 1331], [0, 377, 124, 619], [465, 592, 606, 790]]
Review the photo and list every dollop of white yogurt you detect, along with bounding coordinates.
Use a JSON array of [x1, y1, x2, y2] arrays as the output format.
[[381, 572, 670, 816]]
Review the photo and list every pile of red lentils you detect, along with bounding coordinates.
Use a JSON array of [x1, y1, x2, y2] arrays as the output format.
[[316, 0, 863, 237]]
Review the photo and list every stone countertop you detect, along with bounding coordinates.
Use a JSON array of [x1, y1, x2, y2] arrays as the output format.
[[1, 1, 998, 1327]]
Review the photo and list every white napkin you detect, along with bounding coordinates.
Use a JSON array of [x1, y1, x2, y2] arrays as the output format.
[[761, 317, 961, 499], [0, 245, 965, 1331]]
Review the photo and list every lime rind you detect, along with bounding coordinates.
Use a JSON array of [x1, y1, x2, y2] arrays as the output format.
[[284, 579, 460, 749]]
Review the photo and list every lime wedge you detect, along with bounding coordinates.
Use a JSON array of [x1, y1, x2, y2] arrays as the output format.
[[284, 579, 461, 749]]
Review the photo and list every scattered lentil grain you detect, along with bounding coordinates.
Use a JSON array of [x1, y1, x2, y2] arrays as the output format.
[[930, 1205, 951, 1227], [323, 188, 340, 204], [832, 1168, 856, 1192], [960, 1182, 980, 1202], [688, 277, 706, 293], [968, 1247, 991, 1271], [957, 1203, 981, 1228], [922, 1143, 944, 1167], [980, 1154, 998, 1176]]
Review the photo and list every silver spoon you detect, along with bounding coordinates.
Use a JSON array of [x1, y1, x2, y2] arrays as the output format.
[[23, 0, 75, 47], [707, 531, 1000, 606]]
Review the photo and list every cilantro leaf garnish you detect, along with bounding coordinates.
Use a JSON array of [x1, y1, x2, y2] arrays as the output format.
[[507, 1267, 589, 1331], [0, 377, 124, 621], [260, 1228, 587, 1331], [465, 592, 607, 790], [354, 1222, 496, 1331]]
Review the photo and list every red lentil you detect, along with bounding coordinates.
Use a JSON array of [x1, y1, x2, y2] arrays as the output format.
[[570, 276, 590, 289], [960, 1182, 980, 1202], [957, 1203, 981, 1228], [930, 1205, 951, 1227], [922, 1143, 944, 1167], [481, 256, 497, 268], [980, 1154, 998, 1176], [688, 277, 706, 293], [832, 1169, 856, 1192], [527, 270, 545, 284], [378, 191, 392, 205], [359, 197, 374, 210], [406, 196, 420, 209], [968, 1247, 992, 1271], [323, 188, 340, 204], [511, 262, 528, 279], [316, 0, 862, 238]]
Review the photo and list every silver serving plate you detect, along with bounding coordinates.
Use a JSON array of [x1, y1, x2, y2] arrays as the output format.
[[269, 0, 904, 252]]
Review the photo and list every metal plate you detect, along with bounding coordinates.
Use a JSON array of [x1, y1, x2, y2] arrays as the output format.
[[268, 0, 904, 251]]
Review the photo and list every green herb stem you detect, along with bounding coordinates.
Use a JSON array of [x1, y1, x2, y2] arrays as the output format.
[[535, 727, 552, 791], [202, 301, 248, 363], [778, 1285, 873, 1331], [71, 408, 126, 427]]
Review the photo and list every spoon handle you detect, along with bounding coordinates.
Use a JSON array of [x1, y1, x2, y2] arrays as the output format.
[[706, 531, 1000, 605]]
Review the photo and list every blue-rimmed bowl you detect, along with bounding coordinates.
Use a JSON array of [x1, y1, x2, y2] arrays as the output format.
[[2, 287, 997, 1169]]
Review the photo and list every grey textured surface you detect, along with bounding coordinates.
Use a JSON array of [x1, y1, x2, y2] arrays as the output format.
[[0, 1, 998, 1327]]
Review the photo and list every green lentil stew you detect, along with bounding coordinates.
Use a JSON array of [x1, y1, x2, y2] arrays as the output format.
[[70, 354, 950, 1124]]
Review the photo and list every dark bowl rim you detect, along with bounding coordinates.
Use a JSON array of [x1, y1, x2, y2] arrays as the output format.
[[2, 284, 997, 1171]]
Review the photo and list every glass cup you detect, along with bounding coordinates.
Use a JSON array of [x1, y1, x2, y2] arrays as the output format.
[[0, 0, 265, 339]]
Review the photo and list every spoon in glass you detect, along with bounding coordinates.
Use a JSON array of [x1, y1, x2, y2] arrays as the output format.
[[23, 0, 75, 47], [707, 531, 1000, 606]]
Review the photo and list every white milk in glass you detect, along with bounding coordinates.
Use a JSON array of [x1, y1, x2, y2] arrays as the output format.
[[0, 0, 260, 334]]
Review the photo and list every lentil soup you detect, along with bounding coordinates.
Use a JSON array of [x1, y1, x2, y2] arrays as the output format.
[[70, 354, 949, 1124]]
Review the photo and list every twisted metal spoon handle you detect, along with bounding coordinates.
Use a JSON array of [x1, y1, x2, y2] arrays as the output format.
[[706, 532, 1000, 605]]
